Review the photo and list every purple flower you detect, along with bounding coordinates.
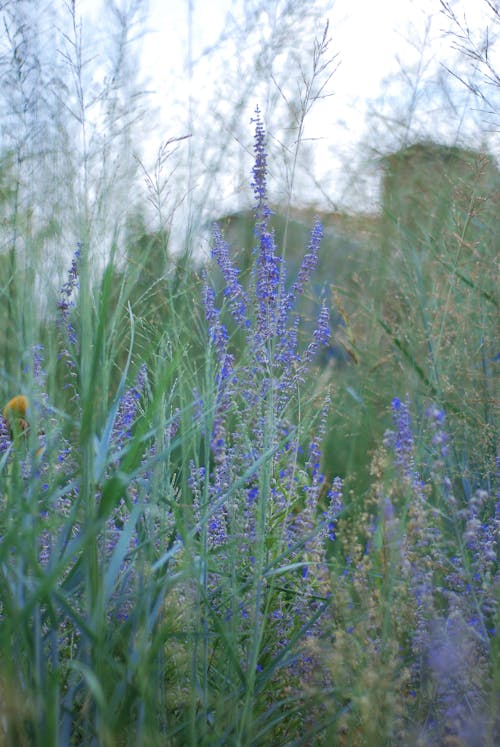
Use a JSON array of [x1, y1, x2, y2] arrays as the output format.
[[384, 396, 417, 484], [195, 109, 338, 666], [211, 223, 248, 328], [425, 616, 490, 744], [202, 279, 235, 392], [323, 476, 343, 542], [290, 218, 323, 301], [426, 404, 450, 459], [250, 106, 272, 224], [303, 303, 330, 365], [112, 364, 147, 451], [56, 248, 81, 397], [0, 414, 11, 454], [254, 228, 283, 339], [313, 303, 330, 346], [57, 246, 81, 344]]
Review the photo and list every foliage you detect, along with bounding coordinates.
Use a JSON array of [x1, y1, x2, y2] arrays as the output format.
[[0, 112, 342, 746], [0, 3, 498, 744], [1, 100, 498, 746]]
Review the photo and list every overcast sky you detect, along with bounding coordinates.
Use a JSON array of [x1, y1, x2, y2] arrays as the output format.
[[77, 0, 499, 232], [132, 1, 497, 131]]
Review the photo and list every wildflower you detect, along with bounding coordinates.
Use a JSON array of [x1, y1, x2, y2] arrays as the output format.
[[384, 396, 418, 485], [196, 109, 338, 681], [202, 278, 235, 392], [211, 223, 248, 328], [0, 413, 11, 453], [57, 248, 81, 394], [112, 364, 148, 451], [57, 246, 80, 321], [324, 476, 343, 542], [314, 303, 331, 346], [251, 106, 272, 223], [3, 395, 30, 437], [289, 218, 323, 302]]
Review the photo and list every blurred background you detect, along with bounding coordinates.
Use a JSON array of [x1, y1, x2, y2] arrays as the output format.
[[1, 0, 498, 256]]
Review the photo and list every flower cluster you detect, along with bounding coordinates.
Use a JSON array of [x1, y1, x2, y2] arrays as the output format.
[[198, 109, 341, 673], [56, 246, 81, 396], [325, 396, 499, 743], [112, 364, 148, 453], [56, 245, 80, 344], [0, 413, 11, 454], [384, 396, 418, 485], [384, 398, 500, 744]]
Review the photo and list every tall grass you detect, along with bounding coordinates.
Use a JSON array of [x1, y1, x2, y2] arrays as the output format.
[[0, 110, 340, 745], [1, 104, 498, 746]]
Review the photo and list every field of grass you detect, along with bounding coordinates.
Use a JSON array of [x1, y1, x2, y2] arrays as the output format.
[[0, 1, 499, 742], [0, 104, 498, 746]]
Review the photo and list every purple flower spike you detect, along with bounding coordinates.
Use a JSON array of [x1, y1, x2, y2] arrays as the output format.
[[211, 223, 248, 328], [112, 365, 148, 450], [57, 246, 80, 331], [251, 106, 272, 224], [57, 247, 81, 387], [291, 218, 323, 301], [0, 414, 11, 454], [384, 396, 416, 483]]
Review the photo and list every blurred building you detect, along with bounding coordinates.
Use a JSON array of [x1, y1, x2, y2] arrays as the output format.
[[379, 141, 500, 250]]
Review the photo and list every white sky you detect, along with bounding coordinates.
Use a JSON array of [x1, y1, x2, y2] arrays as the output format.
[[78, 0, 499, 237], [137, 0, 496, 129]]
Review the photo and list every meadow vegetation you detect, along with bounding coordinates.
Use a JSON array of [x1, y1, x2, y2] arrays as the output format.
[[0, 2, 498, 745]]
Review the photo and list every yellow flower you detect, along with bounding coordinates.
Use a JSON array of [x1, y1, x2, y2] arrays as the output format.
[[3, 394, 28, 418], [3, 395, 30, 436], [3, 395, 45, 459]]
